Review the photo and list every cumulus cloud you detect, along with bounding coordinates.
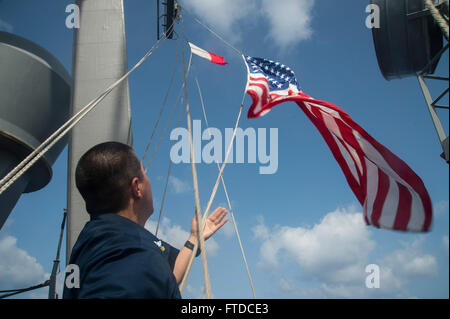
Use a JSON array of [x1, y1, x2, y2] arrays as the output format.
[[375, 237, 438, 297], [0, 235, 49, 298], [184, 284, 207, 299], [181, 0, 315, 48], [253, 207, 375, 286], [145, 216, 219, 256], [261, 0, 315, 48], [169, 176, 192, 194], [252, 206, 440, 298], [218, 216, 235, 239], [279, 277, 295, 293], [382, 237, 437, 277], [181, 0, 255, 42]]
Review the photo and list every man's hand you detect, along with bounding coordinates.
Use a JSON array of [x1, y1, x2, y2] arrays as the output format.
[[190, 207, 228, 241], [173, 207, 229, 284]]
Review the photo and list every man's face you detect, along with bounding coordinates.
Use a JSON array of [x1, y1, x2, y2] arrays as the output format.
[[139, 162, 154, 218]]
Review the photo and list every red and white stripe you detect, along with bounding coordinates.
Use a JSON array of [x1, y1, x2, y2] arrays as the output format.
[[246, 83, 433, 232], [188, 42, 228, 65], [246, 72, 303, 118]]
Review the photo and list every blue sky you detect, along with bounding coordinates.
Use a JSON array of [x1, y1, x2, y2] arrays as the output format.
[[0, 0, 448, 299]]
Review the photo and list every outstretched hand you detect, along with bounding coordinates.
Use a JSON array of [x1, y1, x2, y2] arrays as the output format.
[[190, 207, 229, 240]]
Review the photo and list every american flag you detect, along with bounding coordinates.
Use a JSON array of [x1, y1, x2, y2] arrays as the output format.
[[244, 56, 432, 232]]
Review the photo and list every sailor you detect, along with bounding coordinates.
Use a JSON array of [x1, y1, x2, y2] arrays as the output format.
[[63, 141, 228, 298]]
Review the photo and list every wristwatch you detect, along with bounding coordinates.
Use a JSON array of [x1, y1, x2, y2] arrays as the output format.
[[184, 240, 201, 257]]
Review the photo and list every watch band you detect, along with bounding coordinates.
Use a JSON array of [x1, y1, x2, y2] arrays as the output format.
[[184, 240, 201, 257]]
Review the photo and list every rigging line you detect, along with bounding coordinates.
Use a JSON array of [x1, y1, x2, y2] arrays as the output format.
[[144, 51, 193, 173], [178, 4, 243, 57], [0, 280, 50, 299], [0, 32, 169, 196], [194, 75, 257, 299], [180, 14, 212, 299], [155, 92, 185, 237], [48, 209, 67, 299], [141, 45, 181, 165], [179, 78, 246, 295], [424, 0, 449, 40], [155, 159, 172, 237]]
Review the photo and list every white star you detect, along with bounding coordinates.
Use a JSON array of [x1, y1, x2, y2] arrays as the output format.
[[277, 83, 282, 88]]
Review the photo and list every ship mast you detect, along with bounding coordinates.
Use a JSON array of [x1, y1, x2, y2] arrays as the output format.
[[66, 0, 133, 261]]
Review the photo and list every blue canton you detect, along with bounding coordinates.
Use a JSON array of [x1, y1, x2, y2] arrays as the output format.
[[245, 56, 302, 92]]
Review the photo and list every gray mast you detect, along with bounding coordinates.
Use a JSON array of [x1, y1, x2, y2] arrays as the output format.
[[67, 0, 133, 261]]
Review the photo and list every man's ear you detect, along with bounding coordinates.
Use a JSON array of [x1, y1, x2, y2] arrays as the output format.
[[130, 177, 142, 199]]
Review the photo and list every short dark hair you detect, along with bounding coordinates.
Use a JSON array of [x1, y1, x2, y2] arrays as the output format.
[[75, 141, 143, 215]]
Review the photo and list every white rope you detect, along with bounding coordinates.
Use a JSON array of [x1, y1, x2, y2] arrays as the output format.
[[141, 48, 180, 165], [194, 75, 256, 299], [424, 0, 449, 40], [179, 84, 246, 294], [155, 94, 185, 237], [180, 15, 212, 299], [0, 35, 168, 196], [178, 7, 249, 291], [178, 4, 243, 57], [144, 53, 193, 173]]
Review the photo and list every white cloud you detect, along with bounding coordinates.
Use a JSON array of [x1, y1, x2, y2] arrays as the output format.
[[315, 237, 439, 298], [169, 176, 192, 194], [220, 218, 235, 239], [252, 205, 442, 298], [320, 283, 367, 299], [376, 237, 438, 296], [0, 235, 49, 297], [181, 0, 255, 42], [261, 0, 315, 48], [0, 18, 13, 33], [184, 284, 207, 299], [181, 0, 316, 48], [253, 207, 375, 285], [145, 216, 219, 256], [279, 277, 295, 293], [252, 216, 269, 240], [381, 237, 437, 277]]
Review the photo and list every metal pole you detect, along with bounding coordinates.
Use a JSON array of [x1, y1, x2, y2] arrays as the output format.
[[417, 74, 449, 161], [48, 209, 67, 299], [157, 0, 160, 40]]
